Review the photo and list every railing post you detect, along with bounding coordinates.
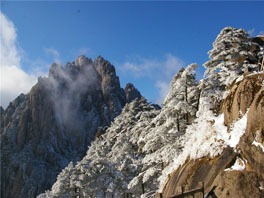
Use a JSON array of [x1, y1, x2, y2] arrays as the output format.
[[202, 182, 204, 198]]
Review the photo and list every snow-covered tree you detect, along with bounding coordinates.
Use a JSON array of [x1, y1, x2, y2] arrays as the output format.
[[38, 98, 160, 198], [138, 64, 199, 158], [204, 27, 260, 86], [202, 27, 260, 112], [127, 64, 200, 196], [37, 162, 76, 198], [165, 63, 199, 126]]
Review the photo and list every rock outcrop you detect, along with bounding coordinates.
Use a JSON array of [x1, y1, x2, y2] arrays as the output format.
[[161, 73, 264, 198], [238, 77, 264, 179], [124, 83, 142, 103], [222, 74, 264, 129], [0, 55, 141, 198], [162, 147, 237, 197], [212, 170, 263, 198]]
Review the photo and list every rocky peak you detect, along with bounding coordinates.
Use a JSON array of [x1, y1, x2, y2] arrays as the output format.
[[48, 63, 62, 78], [48, 55, 98, 83], [94, 56, 117, 78], [0, 106, 4, 117], [93, 56, 125, 107], [74, 55, 93, 67], [0, 55, 141, 198], [124, 83, 142, 103]]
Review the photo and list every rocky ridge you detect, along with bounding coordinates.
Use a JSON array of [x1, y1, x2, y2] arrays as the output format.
[[0, 55, 142, 198]]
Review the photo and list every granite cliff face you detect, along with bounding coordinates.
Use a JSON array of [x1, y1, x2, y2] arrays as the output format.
[[0, 55, 141, 198]]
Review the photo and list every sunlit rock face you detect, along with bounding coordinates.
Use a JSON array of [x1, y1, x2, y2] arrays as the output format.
[[0, 55, 141, 198]]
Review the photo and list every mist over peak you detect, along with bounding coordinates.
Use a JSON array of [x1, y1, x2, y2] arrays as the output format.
[[0, 55, 142, 198]]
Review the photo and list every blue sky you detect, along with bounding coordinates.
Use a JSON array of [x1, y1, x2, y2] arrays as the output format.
[[1, 1, 263, 108]]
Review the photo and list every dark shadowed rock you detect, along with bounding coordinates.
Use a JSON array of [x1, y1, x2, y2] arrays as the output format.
[[94, 56, 127, 119], [0, 106, 4, 114], [124, 83, 142, 103]]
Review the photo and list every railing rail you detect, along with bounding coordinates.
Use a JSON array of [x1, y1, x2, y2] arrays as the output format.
[[169, 182, 204, 198]]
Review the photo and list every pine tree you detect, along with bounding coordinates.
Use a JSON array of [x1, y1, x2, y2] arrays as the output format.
[[202, 27, 260, 112], [129, 64, 199, 196], [164, 63, 199, 126], [204, 27, 260, 87]]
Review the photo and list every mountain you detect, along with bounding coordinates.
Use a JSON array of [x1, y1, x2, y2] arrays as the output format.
[[0, 55, 142, 198], [1, 27, 264, 198], [37, 27, 264, 198]]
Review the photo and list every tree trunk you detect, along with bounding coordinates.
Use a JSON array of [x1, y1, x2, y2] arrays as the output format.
[[176, 113, 180, 132], [142, 183, 145, 195], [196, 90, 201, 111]]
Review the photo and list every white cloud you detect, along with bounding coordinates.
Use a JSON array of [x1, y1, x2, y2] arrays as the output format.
[[122, 56, 160, 77], [0, 12, 20, 67], [0, 12, 38, 108], [164, 54, 184, 76], [44, 47, 61, 64], [120, 54, 184, 104], [155, 80, 171, 105]]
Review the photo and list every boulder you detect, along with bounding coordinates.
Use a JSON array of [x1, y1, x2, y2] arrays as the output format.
[[162, 147, 236, 197], [213, 170, 264, 198], [222, 73, 264, 129]]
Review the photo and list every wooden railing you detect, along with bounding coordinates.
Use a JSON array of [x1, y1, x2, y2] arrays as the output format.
[[169, 182, 204, 198]]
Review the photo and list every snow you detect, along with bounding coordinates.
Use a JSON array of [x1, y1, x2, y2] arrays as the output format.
[[216, 112, 248, 148], [246, 71, 264, 77], [225, 157, 246, 171], [235, 75, 244, 83], [143, 167, 158, 183], [252, 141, 264, 153], [158, 110, 248, 191], [259, 181, 264, 191]]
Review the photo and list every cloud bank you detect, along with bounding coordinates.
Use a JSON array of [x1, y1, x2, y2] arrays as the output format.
[[0, 12, 38, 108], [120, 54, 184, 104]]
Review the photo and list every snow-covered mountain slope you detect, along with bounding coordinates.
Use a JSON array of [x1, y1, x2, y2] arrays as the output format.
[[38, 27, 264, 198], [1, 27, 263, 198], [38, 98, 160, 198], [0, 56, 142, 198], [38, 62, 201, 198]]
